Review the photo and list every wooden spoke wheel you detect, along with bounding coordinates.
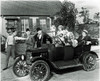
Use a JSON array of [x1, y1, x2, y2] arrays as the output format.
[[82, 53, 97, 71], [30, 60, 50, 81], [13, 57, 29, 77]]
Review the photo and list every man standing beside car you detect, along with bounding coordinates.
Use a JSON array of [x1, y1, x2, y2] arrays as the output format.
[[34, 28, 52, 48]]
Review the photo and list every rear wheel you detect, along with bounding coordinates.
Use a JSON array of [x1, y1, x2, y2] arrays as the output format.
[[30, 60, 50, 81], [13, 57, 29, 77], [82, 53, 97, 71]]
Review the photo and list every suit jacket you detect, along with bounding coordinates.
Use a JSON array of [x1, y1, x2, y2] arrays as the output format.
[[26, 35, 35, 49], [34, 32, 52, 47], [77, 35, 92, 46]]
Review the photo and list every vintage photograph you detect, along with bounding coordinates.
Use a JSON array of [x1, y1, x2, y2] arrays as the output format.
[[0, 0, 100, 81]]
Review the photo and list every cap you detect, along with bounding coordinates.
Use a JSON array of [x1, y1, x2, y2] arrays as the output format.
[[36, 28, 41, 32], [26, 28, 30, 31]]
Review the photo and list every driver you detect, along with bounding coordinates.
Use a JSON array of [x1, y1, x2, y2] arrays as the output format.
[[34, 28, 52, 48], [77, 29, 92, 46]]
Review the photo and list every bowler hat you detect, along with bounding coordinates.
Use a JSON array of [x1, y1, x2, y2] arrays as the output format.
[[36, 28, 41, 31]]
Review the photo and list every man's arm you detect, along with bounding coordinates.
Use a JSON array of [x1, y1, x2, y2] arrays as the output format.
[[77, 36, 85, 46], [5, 37, 8, 50], [45, 34, 52, 43]]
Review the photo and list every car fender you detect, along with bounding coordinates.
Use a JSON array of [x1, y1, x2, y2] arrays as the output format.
[[31, 56, 53, 70], [79, 51, 98, 63], [89, 51, 98, 58], [15, 54, 26, 61]]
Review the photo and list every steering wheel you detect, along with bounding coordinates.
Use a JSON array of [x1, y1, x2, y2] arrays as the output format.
[[53, 36, 65, 47]]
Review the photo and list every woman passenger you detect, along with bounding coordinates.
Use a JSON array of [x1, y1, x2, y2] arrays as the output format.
[[64, 28, 78, 47], [55, 25, 65, 46], [56, 25, 65, 42]]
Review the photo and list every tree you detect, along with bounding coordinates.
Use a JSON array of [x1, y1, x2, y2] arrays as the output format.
[[94, 12, 100, 25], [54, 1, 77, 31], [79, 7, 90, 24], [94, 12, 100, 19]]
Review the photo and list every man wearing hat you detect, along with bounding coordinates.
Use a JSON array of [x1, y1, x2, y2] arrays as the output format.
[[34, 28, 52, 48], [77, 29, 92, 46]]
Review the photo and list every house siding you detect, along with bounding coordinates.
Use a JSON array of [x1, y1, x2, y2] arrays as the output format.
[[1, 16, 52, 37]]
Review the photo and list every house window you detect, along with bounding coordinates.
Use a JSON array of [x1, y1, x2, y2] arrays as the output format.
[[40, 19, 46, 28], [21, 19, 29, 32]]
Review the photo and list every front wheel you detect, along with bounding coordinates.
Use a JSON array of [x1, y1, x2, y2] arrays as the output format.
[[82, 53, 97, 71], [30, 60, 50, 81], [13, 57, 29, 77]]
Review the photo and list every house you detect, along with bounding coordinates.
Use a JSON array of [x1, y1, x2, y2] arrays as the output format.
[[1, 0, 62, 36]]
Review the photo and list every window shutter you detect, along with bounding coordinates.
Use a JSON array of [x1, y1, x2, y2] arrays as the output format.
[[17, 19, 22, 32], [46, 18, 50, 30], [36, 18, 40, 28], [29, 19, 33, 31]]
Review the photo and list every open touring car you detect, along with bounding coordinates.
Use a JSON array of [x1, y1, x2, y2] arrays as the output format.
[[13, 36, 98, 81]]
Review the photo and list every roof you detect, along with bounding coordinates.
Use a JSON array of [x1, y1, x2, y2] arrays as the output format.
[[1, 0, 62, 16]]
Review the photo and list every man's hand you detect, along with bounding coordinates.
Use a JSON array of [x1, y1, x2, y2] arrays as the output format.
[[5, 47, 7, 52]]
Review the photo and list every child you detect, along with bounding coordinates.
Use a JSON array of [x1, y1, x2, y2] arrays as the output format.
[[3, 28, 15, 70]]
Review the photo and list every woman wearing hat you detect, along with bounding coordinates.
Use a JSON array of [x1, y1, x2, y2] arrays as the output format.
[[77, 29, 92, 46]]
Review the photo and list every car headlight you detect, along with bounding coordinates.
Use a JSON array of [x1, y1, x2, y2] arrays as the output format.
[[21, 55, 24, 60]]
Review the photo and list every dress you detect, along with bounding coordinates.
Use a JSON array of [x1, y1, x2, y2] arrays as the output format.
[[56, 30, 65, 42]]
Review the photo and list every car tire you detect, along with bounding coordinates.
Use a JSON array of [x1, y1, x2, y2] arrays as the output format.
[[13, 57, 29, 77], [82, 53, 97, 71], [30, 60, 50, 81]]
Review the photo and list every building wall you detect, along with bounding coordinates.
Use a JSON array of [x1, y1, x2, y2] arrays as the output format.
[[1, 16, 52, 37], [2, 18, 8, 37]]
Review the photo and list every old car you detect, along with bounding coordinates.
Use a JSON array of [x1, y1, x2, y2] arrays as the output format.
[[13, 36, 98, 81]]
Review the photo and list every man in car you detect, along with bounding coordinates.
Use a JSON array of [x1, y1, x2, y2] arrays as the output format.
[[77, 29, 92, 46], [34, 28, 52, 48]]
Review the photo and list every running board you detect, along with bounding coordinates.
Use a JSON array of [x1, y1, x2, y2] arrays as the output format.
[[59, 63, 82, 69], [51, 60, 82, 69]]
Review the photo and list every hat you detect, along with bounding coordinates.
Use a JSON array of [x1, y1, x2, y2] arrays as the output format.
[[26, 28, 30, 31], [83, 30, 88, 34], [58, 25, 63, 29], [36, 28, 41, 32]]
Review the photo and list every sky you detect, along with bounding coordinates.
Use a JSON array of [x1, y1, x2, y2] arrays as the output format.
[[59, 0, 100, 19]]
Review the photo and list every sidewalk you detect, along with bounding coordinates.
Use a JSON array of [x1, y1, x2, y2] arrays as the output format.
[[0, 52, 17, 81]]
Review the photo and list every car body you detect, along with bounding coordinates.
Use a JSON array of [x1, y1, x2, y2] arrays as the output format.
[[91, 38, 99, 45], [13, 37, 98, 81]]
